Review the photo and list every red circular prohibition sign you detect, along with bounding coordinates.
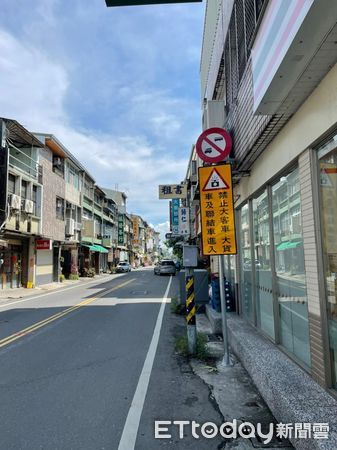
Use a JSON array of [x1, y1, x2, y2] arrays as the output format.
[[196, 127, 232, 163]]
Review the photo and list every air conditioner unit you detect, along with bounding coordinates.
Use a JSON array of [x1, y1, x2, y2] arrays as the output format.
[[10, 194, 21, 210], [65, 218, 75, 236], [202, 100, 226, 130], [24, 199, 34, 214]]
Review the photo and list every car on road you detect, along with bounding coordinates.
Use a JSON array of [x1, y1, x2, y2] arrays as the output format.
[[154, 259, 176, 276], [116, 262, 131, 273]]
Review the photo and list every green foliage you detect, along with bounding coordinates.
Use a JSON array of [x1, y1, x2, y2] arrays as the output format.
[[170, 297, 185, 315], [59, 274, 65, 282], [68, 273, 79, 280], [175, 332, 210, 361], [82, 268, 96, 278]]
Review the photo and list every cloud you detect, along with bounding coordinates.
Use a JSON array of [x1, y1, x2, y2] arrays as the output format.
[[0, 0, 205, 233]]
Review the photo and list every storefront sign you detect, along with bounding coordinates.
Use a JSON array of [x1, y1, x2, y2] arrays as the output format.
[[171, 199, 180, 234], [199, 164, 237, 255], [132, 216, 139, 245], [36, 239, 52, 250], [178, 206, 190, 237], [118, 214, 125, 245], [159, 184, 187, 199]]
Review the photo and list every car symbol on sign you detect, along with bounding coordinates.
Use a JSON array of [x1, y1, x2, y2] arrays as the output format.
[[204, 148, 212, 154]]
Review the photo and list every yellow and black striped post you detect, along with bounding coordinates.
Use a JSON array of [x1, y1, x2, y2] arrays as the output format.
[[185, 269, 197, 354], [186, 275, 196, 326]]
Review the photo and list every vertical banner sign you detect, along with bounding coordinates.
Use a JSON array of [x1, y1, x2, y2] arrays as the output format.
[[171, 199, 180, 234], [178, 206, 190, 237], [169, 201, 172, 231], [118, 214, 125, 245], [132, 216, 139, 245], [199, 164, 237, 255]]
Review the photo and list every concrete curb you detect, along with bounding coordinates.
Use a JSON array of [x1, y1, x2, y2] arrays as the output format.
[[227, 314, 337, 449]]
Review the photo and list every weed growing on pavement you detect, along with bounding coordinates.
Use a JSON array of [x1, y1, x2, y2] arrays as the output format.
[[68, 274, 79, 280], [170, 297, 185, 315], [175, 332, 210, 361]]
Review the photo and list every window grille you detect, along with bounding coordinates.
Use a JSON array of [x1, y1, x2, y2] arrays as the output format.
[[236, 0, 246, 81], [244, 0, 256, 54], [224, 37, 232, 106], [229, 10, 239, 101]]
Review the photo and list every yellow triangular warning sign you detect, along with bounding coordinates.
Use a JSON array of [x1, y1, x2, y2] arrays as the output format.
[[203, 168, 229, 191]]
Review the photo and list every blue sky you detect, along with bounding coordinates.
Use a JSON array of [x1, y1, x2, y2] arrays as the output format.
[[0, 0, 205, 237]]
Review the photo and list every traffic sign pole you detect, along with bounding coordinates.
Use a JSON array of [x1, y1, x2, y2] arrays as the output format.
[[218, 254, 231, 366]]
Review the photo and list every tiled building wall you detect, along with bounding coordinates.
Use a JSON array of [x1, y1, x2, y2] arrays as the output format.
[[39, 147, 65, 242], [299, 149, 328, 387]]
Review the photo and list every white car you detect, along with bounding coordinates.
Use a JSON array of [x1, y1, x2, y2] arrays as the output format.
[[116, 262, 131, 273]]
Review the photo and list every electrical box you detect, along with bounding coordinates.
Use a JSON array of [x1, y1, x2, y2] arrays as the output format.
[[183, 245, 198, 268]]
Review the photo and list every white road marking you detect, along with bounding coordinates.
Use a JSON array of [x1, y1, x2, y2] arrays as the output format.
[[0, 274, 125, 309], [118, 276, 172, 450]]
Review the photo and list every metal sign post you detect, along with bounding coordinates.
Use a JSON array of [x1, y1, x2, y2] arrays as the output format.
[[218, 254, 230, 366]]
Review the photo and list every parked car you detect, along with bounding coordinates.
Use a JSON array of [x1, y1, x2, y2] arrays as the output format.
[[116, 262, 131, 273], [154, 259, 176, 276]]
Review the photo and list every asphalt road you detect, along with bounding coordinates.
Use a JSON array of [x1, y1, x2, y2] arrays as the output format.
[[0, 268, 222, 450]]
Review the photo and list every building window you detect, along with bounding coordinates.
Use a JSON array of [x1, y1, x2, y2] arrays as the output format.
[[8, 174, 16, 194], [56, 197, 64, 220], [318, 137, 337, 388], [253, 189, 274, 339], [67, 165, 79, 189], [21, 180, 28, 199], [32, 185, 37, 216], [272, 167, 310, 367], [239, 203, 254, 321]]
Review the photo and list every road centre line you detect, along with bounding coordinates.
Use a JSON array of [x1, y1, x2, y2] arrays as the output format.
[[118, 276, 172, 450], [0, 278, 135, 349]]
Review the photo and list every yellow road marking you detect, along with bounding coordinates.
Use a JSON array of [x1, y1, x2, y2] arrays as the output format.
[[0, 278, 135, 349]]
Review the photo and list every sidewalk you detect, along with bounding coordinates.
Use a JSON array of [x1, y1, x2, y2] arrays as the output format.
[[193, 314, 293, 449], [0, 273, 114, 300]]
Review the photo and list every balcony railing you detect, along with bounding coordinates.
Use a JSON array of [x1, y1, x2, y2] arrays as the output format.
[[8, 144, 41, 181]]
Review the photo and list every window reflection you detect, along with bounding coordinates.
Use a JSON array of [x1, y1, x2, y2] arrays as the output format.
[[318, 141, 337, 388], [253, 189, 274, 339], [240, 204, 253, 321], [272, 167, 310, 367]]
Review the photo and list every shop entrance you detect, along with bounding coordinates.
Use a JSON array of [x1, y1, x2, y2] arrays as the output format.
[[0, 243, 25, 289]]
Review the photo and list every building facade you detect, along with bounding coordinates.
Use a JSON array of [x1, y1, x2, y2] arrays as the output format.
[[0, 118, 43, 289], [198, 0, 337, 395]]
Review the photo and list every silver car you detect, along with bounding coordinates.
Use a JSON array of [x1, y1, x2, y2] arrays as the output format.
[[116, 262, 131, 273], [154, 260, 176, 276]]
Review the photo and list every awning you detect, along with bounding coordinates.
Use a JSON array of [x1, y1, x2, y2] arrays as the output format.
[[276, 241, 302, 251], [93, 244, 109, 253], [82, 244, 97, 251]]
